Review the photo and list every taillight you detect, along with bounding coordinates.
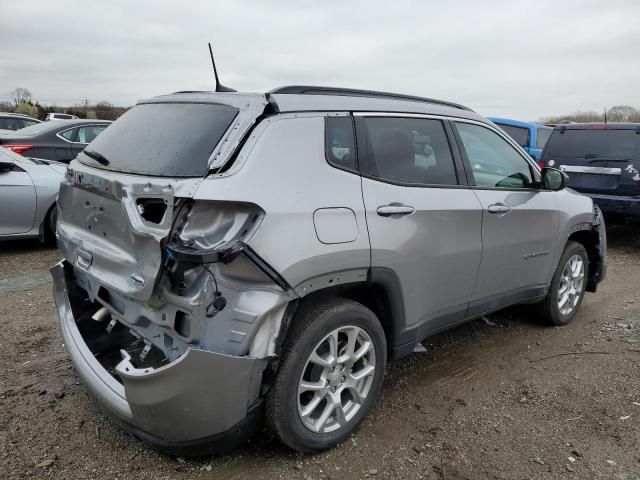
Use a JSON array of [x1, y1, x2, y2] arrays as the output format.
[[537, 160, 545, 169], [4, 144, 34, 155]]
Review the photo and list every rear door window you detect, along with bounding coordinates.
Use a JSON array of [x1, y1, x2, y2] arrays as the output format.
[[494, 123, 530, 148], [455, 122, 536, 189], [76, 125, 108, 143], [357, 116, 459, 186], [79, 103, 239, 177], [0, 118, 21, 130]]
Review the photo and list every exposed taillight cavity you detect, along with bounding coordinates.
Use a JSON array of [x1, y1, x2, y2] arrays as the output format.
[[172, 201, 264, 251], [4, 144, 34, 155]]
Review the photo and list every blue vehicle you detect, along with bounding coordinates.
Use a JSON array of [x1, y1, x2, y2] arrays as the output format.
[[488, 117, 553, 162]]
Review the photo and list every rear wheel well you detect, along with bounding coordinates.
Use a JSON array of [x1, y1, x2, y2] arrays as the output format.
[[292, 282, 397, 357], [566, 229, 600, 292]]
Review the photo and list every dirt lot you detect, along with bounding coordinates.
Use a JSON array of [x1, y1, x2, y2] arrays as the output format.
[[1, 226, 639, 480]]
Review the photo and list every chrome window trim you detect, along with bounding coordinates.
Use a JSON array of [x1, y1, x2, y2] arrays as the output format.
[[560, 165, 622, 175], [352, 111, 464, 188], [353, 111, 447, 121], [56, 124, 109, 145]]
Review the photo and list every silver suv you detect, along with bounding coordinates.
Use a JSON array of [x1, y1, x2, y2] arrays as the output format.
[[51, 86, 607, 455]]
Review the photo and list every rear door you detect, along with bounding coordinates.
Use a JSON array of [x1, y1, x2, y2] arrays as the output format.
[[0, 157, 36, 234], [356, 113, 483, 343], [452, 120, 560, 312], [53, 127, 75, 161], [542, 126, 640, 197]]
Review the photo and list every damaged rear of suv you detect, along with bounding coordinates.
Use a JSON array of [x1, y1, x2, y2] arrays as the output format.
[[53, 87, 606, 455]]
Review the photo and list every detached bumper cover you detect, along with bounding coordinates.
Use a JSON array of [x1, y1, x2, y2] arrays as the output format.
[[51, 260, 266, 450]]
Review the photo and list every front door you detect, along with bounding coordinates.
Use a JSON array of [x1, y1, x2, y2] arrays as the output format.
[[0, 160, 36, 235], [452, 120, 560, 313], [356, 114, 483, 346]]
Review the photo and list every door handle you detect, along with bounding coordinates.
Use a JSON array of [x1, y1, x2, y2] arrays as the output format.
[[487, 203, 512, 215], [376, 204, 415, 217]]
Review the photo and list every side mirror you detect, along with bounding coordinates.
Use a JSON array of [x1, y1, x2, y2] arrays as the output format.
[[0, 161, 14, 173], [541, 167, 566, 191]]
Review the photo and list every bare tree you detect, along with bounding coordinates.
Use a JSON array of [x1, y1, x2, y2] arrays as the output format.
[[95, 100, 118, 120], [10, 87, 32, 106], [607, 105, 640, 122]]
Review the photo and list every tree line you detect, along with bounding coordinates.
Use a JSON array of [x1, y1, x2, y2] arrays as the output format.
[[4, 87, 639, 125], [539, 105, 640, 124], [1, 87, 129, 121]]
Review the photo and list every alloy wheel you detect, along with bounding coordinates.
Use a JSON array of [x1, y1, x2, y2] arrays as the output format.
[[297, 325, 376, 434], [557, 254, 585, 316]]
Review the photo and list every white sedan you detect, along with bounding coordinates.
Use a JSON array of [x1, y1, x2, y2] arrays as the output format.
[[0, 146, 65, 242]]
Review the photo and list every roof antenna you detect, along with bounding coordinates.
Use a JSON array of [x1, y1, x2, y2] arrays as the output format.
[[208, 43, 236, 93]]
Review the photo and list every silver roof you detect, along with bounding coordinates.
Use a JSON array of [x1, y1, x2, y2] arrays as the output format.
[[145, 90, 484, 122]]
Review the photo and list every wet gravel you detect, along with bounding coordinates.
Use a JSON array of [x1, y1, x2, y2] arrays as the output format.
[[1, 226, 639, 479]]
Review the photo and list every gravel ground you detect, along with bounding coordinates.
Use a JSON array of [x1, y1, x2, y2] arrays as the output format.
[[1, 226, 639, 480]]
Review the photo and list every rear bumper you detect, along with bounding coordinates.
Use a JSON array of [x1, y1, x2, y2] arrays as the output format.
[[51, 260, 266, 455], [588, 193, 640, 219]]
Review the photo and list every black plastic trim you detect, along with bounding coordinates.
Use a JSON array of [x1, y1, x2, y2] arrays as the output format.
[[385, 281, 548, 360], [270, 85, 474, 112], [167, 241, 292, 293]]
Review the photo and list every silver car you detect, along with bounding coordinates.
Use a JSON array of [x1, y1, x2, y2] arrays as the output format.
[[0, 146, 65, 242], [51, 86, 606, 455]]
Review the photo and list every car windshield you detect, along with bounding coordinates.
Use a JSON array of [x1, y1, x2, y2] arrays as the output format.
[[545, 129, 640, 160], [78, 102, 239, 177]]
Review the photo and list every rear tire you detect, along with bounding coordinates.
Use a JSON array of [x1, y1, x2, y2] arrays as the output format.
[[538, 241, 589, 326], [266, 297, 386, 453], [44, 205, 58, 245]]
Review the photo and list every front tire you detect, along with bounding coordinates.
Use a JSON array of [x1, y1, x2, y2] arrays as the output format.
[[539, 241, 589, 326], [266, 297, 386, 452]]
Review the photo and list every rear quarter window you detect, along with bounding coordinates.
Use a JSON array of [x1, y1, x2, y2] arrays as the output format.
[[325, 116, 356, 171]]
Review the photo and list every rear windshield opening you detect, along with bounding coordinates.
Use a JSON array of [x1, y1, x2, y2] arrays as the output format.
[[78, 102, 239, 177], [545, 129, 640, 160]]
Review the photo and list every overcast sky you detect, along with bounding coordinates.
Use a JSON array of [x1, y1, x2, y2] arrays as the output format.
[[1, 0, 638, 120]]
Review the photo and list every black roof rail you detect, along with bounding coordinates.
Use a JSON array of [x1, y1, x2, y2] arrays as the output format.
[[269, 85, 474, 112]]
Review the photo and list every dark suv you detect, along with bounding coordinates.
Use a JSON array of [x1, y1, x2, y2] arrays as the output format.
[[540, 123, 640, 222]]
